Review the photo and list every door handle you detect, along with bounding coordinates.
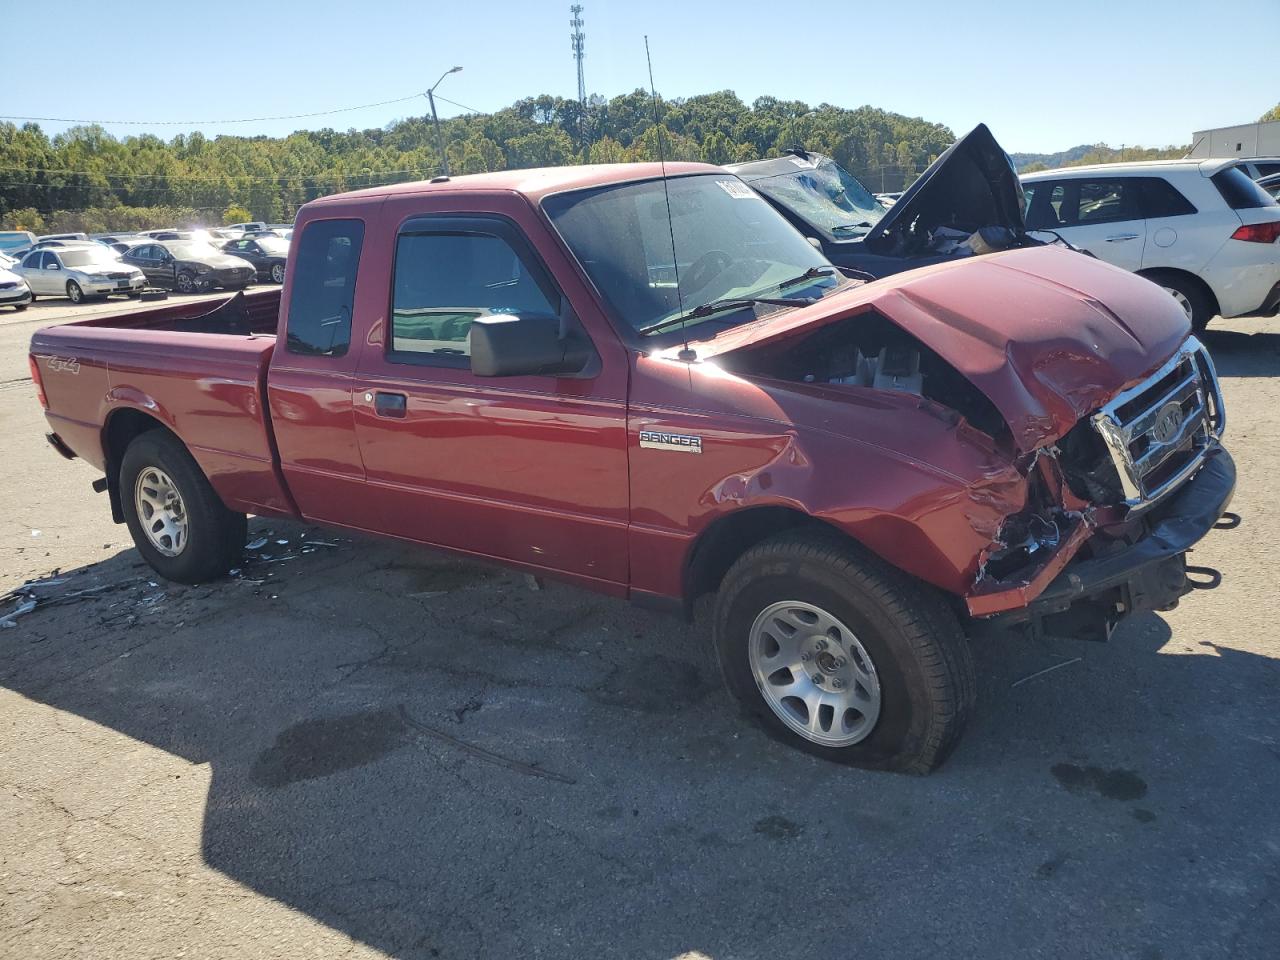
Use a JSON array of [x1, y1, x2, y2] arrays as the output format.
[[1105, 233, 1140, 242], [373, 391, 407, 418]]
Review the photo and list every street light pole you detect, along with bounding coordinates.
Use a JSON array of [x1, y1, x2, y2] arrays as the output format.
[[427, 66, 462, 178]]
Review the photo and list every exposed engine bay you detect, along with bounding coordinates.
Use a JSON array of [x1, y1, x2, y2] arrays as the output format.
[[724, 310, 1010, 444]]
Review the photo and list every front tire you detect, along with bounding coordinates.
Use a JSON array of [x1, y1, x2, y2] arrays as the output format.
[[66, 280, 83, 304], [119, 430, 247, 584], [714, 532, 975, 774], [175, 271, 197, 294], [270, 263, 285, 284]]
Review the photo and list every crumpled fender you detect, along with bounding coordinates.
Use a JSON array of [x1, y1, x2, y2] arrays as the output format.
[[627, 355, 1031, 598]]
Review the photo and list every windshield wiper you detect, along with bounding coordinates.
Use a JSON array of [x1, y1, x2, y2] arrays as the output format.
[[638, 295, 815, 335], [777, 266, 836, 290], [831, 222, 874, 235]]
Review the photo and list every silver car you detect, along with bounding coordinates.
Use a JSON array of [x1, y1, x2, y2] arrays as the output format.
[[0, 261, 32, 311], [13, 245, 146, 303]]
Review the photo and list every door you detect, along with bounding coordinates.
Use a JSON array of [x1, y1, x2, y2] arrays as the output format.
[[21, 251, 52, 293], [1025, 178, 1147, 271], [351, 214, 630, 587], [1135, 175, 1229, 275], [128, 245, 165, 286], [265, 216, 368, 524]]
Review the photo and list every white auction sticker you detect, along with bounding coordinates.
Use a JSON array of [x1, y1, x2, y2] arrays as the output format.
[[715, 179, 756, 199]]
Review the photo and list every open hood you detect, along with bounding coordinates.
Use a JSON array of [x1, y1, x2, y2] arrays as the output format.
[[863, 123, 1026, 253]]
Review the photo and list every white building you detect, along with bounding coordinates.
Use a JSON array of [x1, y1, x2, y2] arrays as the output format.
[[1188, 120, 1280, 159]]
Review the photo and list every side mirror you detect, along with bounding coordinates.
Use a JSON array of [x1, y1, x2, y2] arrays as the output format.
[[45, 262, 60, 270], [470, 314, 592, 378]]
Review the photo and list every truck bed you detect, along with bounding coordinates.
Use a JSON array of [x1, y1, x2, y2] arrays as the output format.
[[58, 287, 281, 335], [31, 287, 295, 518]]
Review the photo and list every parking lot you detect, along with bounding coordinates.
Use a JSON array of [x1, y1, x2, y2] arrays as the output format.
[[2, 297, 1279, 959]]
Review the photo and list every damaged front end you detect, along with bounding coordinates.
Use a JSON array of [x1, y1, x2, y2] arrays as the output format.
[[966, 338, 1232, 638], [717, 299, 1233, 640]]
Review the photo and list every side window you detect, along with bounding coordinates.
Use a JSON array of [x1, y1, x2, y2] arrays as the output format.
[[1074, 180, 1139, 224], [389, 230, 558, 366], [22, 251, 42, 268], [1254, 162, 1280, 178], [1024, 181, 1068, 229], [285, 218, 364, 357], [1138, 178, 1197, 218]]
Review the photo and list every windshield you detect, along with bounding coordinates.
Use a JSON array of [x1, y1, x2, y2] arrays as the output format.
[[543, 173, 835, 337], [255, 237, 289, 255], [166, 241, 221, 260], [746, 156, 886, 238], [60, 247, 120, 268]]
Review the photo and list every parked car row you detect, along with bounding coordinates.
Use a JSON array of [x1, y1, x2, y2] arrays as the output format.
[[727, 129, 1280, 332], [0, 223, 292, 308]]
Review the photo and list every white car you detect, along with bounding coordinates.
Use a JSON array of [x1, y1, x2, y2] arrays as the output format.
[[1022, 160, 1280, 330], [12, 245, 146, 303], [0, 260, 32, 311]]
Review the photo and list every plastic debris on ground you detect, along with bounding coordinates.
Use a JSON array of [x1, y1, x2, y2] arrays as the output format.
[[1, 528, 351, 629]]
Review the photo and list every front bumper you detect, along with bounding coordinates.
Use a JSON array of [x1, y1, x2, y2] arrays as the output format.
[[981, 447, 1236, 638], [0, 286, 31, 305], [83, 276, 145, 295]]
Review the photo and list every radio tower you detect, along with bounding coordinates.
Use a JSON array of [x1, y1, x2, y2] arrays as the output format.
[[570, 5, 588, 158]]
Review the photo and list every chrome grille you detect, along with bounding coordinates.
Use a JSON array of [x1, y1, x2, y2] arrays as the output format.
[[1091, 336, 1225, 511]]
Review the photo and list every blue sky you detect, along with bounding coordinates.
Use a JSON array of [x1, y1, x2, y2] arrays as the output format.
[[3, 0, 1274, 153]]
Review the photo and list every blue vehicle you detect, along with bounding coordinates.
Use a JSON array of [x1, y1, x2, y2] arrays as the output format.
[[0, 231, 36, 256]]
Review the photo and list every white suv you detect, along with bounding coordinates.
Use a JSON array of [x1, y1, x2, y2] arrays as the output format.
[[1021, 160, 1280, 331]]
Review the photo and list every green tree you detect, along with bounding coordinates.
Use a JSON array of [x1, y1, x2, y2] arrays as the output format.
[[223, 203, 253, 225], [1261, 103, 1280, 123]]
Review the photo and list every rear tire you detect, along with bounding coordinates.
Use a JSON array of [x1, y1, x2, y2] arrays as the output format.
[[714, 532, 975, 774], [119, 430, 246, 584], [270, 263, 285, 284], [1145, 270, 1214, 333]]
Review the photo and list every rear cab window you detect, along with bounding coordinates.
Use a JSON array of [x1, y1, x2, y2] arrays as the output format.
[[1212, 167, 1278, 210], [285, 218, 365, 356]]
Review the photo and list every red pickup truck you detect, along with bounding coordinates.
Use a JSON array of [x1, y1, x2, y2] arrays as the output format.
[[29, 163, 1234, 773]]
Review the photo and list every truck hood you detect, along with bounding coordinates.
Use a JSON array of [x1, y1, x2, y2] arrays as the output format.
[[684, 245, 1191, 453], [864, 123, 1026, 252]]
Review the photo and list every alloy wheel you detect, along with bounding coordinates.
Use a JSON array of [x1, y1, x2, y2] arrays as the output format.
[[748, 600, 882, 746], [134, 467, 189, 556]]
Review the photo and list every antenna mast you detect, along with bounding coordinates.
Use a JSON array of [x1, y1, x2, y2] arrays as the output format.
[[570, 5, 587, 158], [645, 36, 693, 361]]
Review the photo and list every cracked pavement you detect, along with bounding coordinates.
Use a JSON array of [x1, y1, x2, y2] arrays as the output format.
[[2, 297, 1279, 959]]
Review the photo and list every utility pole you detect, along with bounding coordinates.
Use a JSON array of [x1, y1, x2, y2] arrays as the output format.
[[570, 5, 587, 160], [427, 66, 462, 177]]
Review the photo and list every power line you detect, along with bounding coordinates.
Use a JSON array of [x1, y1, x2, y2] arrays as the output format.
[[0, 165, 428, 183], [0, 92, 430, 127], [432, 94, 484, 114]]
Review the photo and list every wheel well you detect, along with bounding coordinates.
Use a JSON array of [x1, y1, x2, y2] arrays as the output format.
[[1137, 267, 1220, 318], [102, 409, 170, 522], [684, 506, 833, 609]]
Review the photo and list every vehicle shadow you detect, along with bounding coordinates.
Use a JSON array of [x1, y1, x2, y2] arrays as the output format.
[[1200, 326, 1280, 377], [3, 527, 1278, 959]]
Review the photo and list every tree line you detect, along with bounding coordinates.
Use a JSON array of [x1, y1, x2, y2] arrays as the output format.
[[0, 90, 955, 232], [0, 88, 1197, 233]]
